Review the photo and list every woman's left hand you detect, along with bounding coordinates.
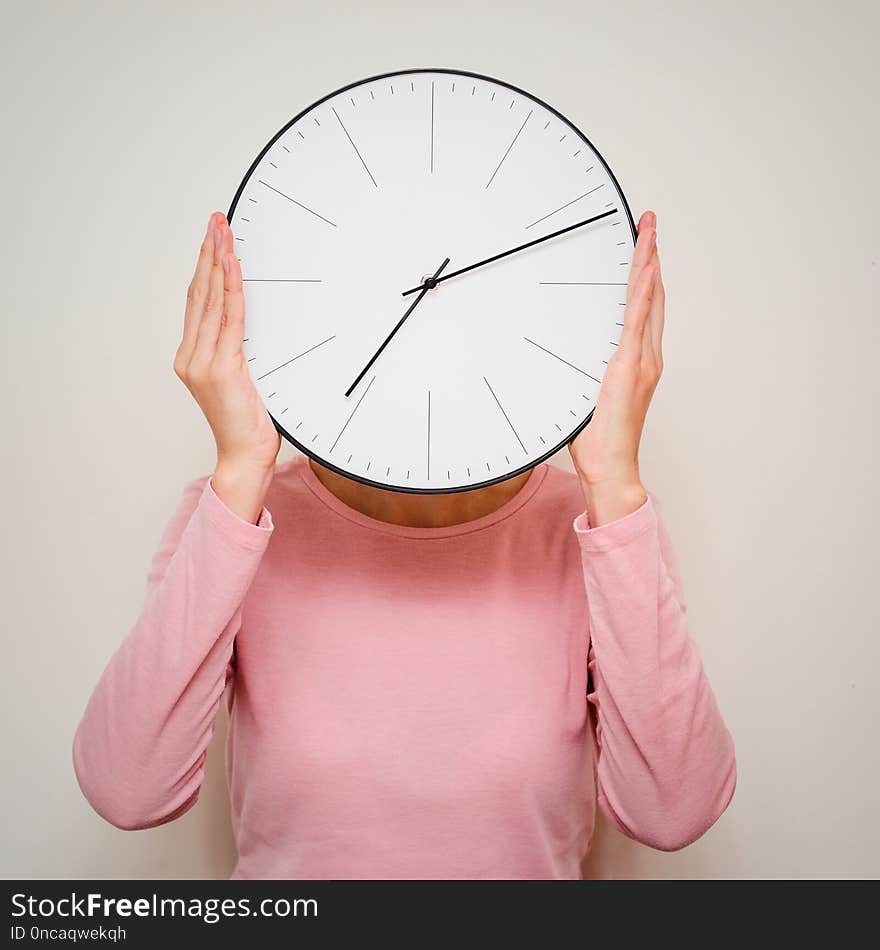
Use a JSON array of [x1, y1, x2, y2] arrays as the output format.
[[568, 209, 664, 526]]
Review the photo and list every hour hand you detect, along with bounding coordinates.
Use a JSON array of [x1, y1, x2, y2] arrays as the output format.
[[345, 257, 450, 397]]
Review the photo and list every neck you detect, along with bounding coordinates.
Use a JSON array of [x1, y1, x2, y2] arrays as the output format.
[[308, 458, 534, 528]]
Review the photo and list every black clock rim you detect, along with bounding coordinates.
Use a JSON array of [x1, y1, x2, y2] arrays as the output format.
[[226, 66, 639, 495]]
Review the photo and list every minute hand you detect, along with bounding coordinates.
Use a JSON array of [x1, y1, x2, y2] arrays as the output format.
[[400, 207, 618, 297]]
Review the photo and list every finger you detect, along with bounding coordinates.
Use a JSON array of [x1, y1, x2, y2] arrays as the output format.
[[179, 213, 218, 363], [620, 260, 657, 359], [626, 219, 656, 305], [216, 249, 246, 360], [191, 217, 229, 364], [636, 209, 655, 237], [648, 246, 665, 366], [642, 245, 662, 369]]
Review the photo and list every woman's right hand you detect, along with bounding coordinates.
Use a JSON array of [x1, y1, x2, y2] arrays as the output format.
[[174, 212, 281, 521]]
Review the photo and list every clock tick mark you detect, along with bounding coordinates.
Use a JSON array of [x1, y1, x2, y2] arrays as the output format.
[[348, 454, 353, 463], [485, 110, 533, 189], [332, 107, 378, 188], [366, 461, 371, 471], [523, 337, 602, 383], [258, 179, 337, 227], [267, 392, 276, 398], [430, 80, 435, 174], [280, 407, 288, 414], [543, 121, 551, 130], [483, 376, 527, 453], [539, 281, 627, 286], [295, 421, 303, 430], [298, 131, 305, 139], [555, 423, 562, 432], [539, 435, 546, 445], [269, 162, 278, 169], [256, 334, 337, 381], [525, 183, 604, 229], [247, 356, 255, 362], [312, 433, 319, 443], [282, 145, 290, 153], [330, 376, 376, 454], [314, 117, 321, 125]]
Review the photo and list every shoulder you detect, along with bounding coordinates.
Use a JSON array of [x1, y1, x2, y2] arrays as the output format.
[[262, 453, 340, 531], [504, 460, 586, 546], [265, 453, 314, 509], [272, 452, 311, 485], [532, 460, 586, 521]]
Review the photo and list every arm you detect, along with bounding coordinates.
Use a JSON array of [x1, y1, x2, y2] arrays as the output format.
[[575, 493, 737, 851], [72, 210, 282, 829], [72, 472, 273, 830], [566, 210, 734, 848]]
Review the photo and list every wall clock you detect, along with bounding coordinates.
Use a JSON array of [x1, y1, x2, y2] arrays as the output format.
[[228, 68, 637, 493]]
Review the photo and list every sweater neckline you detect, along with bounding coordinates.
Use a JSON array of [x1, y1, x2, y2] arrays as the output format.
[[296, 455, 549, 539]]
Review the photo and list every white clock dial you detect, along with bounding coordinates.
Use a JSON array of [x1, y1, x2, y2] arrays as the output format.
[[229, 68, 637, 493]]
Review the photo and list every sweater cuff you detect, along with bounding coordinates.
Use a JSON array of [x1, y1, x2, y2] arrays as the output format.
[[572, 492, 657, 552], [199, 476, 274, 548]]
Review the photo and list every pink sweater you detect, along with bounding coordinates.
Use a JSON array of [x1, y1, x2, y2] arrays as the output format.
[[72, 455, 736, 879]]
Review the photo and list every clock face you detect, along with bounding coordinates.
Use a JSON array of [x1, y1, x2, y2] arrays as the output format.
[[228, 68, 637, 493]]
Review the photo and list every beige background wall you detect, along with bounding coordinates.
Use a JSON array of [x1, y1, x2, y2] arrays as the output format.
[[2, 0, 877, 879]]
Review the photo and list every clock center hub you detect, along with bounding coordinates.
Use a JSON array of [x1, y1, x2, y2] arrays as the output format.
[[420, 274, 439, 290]]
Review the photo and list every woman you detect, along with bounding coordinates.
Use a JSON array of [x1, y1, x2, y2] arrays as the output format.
[[72, 209, 736, 879]]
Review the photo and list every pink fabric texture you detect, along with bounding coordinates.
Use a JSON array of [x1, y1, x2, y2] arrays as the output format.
[[72, 455, 736, 879]]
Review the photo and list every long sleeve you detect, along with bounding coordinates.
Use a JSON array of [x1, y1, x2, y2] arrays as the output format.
[[573, 492, 737, 852], [72, 474, 274, 830]]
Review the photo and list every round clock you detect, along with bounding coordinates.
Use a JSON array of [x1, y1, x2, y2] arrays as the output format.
[[227, 68, 637, 493]]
